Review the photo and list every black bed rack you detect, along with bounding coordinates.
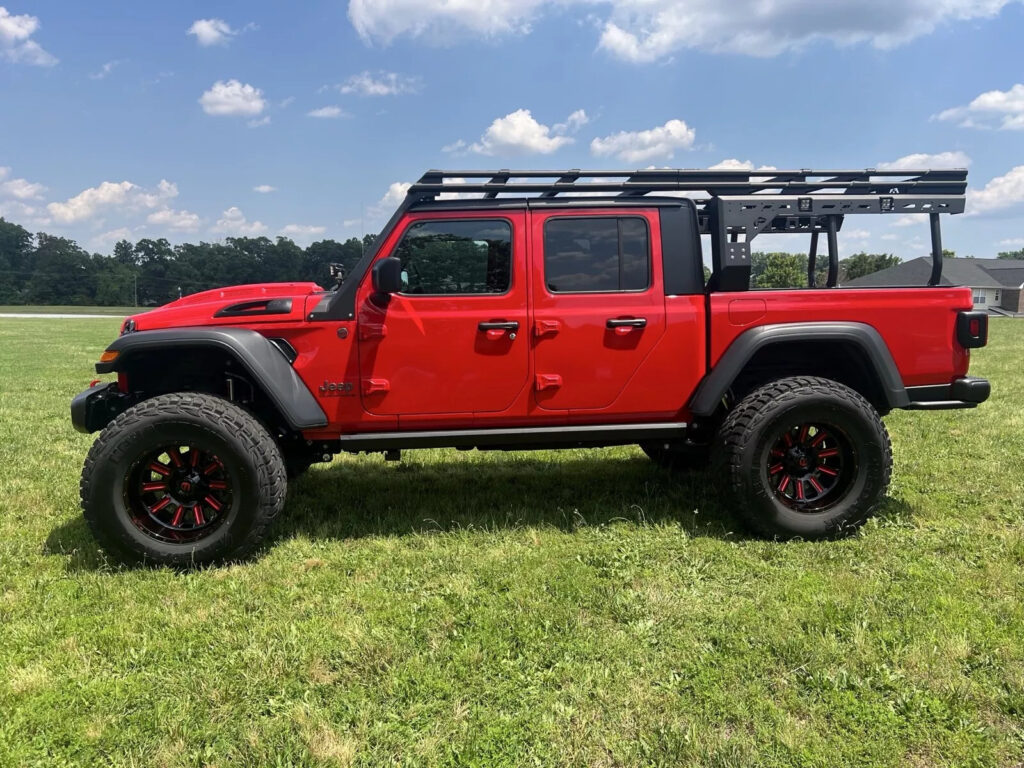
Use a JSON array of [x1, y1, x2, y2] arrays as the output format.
[[405, 168, 968, 291]]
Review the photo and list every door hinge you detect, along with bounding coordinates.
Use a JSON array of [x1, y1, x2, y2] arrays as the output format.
[[535, 374, 562, 391], [362, 378, 391, 395], [534, 319, 561, 337]]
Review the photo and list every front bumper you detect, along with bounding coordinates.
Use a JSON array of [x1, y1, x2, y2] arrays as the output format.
[[904, 376, 991, 411], [71, 383, 129, 433]]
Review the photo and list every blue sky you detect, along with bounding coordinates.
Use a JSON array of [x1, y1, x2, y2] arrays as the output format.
[[1, 0, 1023, 260]]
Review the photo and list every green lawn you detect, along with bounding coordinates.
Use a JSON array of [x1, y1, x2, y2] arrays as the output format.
[[0, 305, 147, 316], [0, 318, 1021, 767]]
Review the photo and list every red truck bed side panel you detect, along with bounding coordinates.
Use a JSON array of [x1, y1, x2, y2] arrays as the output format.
[[708, 287, 973, 387]]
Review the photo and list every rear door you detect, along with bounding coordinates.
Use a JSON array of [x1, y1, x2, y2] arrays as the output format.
[[529, 209, 666, 413], [357, 211, 529, 417]]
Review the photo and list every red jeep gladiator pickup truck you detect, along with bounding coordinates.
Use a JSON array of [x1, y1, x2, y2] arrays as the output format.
[[71, 168, 990, 565]]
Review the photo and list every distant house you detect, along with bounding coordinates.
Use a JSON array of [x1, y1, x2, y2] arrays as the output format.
[[845, 257, 1024, 316]]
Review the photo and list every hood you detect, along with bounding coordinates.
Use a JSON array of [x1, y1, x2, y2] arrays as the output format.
[[125, 282, 324, 332]]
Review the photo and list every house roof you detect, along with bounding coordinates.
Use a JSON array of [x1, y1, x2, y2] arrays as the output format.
[[976, 259, 1024, 288], [845, 257, 1023, 289]]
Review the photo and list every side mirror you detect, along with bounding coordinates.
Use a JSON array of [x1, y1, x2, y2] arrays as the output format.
[[371, 257, 403, 295]]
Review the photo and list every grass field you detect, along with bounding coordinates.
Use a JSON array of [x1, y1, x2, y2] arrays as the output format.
[[0, 317, 1022, 767], [0, 305, 145, 316]]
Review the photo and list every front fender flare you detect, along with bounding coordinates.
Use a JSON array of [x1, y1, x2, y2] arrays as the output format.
[[97, 328, 327, 430], [689, 322, 909, 417]]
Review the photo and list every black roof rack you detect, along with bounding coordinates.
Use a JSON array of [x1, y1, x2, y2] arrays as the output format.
[[308, 167, 968, 320], [408, 168, 967, 291], [409, 168, 967, 199]]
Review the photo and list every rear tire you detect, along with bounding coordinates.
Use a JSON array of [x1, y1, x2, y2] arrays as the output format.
[[80, 393, 287, 566], [712, 376, 892, 540]]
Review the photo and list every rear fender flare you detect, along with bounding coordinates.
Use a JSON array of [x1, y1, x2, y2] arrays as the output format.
[[689, 322, 909, 417], [97, 328, 327, 430]]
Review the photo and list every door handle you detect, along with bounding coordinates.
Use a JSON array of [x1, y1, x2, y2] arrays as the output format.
[[606, 317, 647, 329], [479, 320, 519, 340], [478, 321, 520, 331]]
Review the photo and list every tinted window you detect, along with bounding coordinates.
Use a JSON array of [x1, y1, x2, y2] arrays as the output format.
[[544, 217, 650, 293], [393, 219, 512, 295]]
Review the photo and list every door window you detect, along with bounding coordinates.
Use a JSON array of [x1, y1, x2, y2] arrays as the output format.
[[543, 217, 650, 293], [392, 219, 512, 295]]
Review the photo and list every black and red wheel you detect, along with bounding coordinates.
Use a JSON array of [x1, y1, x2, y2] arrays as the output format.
[[713, 376, 892, 540], [126, 444, 234, 544], [80, 393, 287, 566]]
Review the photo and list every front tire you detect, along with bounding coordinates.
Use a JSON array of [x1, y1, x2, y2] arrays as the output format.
[[713, 376, 892, 540], [80, 393, 287, 566]]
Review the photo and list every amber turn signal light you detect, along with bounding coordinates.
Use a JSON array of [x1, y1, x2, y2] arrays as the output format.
[[99, 350, 119, 363]]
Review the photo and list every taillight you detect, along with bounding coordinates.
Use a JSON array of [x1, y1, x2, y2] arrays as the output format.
[[956, 311, 988, 349]]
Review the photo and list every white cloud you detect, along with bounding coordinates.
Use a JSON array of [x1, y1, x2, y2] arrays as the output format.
[[876, 151, 972, 170], [253, 184, 276, 193], [349, 0, 543, 42], [0, 6, 57, 66], [709, 159, 756, 171], [891, 216, 920, 227], [338, 71, 420, 96], [47, 179, 178, 224], [379, 181, 411, 209], [999, 237, 1024, 246], [1, 176, 46, 200], [347, 0, 1020, 60], [213, 206, 267, 236], [93, 227, 135, 247], [553, 109, 589, 134], [307, 105, 346, 119], [968, 166, 1024, 214], [937, 84, 1024, 130], [706, 159, 780, 176], [371, 177, 484, 219], [0, 199, 39, 222], [280, 224, 327, 242], [187, 18, 236, 46], [247, 115, 271, 128], [591, 119, 696, 163], [147, 207, 201, 232], [199, 80, 266, 117], [452, 109, 582, 156], [89, 60, 121, 80]]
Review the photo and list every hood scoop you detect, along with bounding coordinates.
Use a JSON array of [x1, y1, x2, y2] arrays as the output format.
[[214, 298, 293, 318]]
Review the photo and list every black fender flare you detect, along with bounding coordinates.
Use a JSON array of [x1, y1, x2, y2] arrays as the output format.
[[97, 328, 328, 430], [689, 322, 909, 417]]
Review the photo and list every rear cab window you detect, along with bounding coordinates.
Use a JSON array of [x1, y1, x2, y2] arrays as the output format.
[[543, 216, 650, 293]]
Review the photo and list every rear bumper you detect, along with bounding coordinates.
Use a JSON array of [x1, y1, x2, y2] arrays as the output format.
[[904, 376, 991, 411], [71, 383, 129, 433]]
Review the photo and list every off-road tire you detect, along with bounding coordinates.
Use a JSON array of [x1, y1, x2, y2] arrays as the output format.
[[712, 376, 892, 540], [639, 441, 709, 472], [80, 393, 287, 566]]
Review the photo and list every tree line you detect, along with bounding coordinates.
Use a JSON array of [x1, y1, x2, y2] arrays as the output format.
[[0, 218, 374, 307], [2, 217, 1021, 307]]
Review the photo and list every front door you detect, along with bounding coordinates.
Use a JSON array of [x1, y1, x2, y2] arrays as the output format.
[[357, 212, 529, 417], [530, 209, 666, 413]]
